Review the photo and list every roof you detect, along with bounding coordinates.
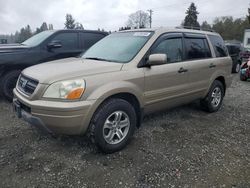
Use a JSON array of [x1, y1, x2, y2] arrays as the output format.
[[118, 27, 219, 36], [52, 29, 108, 35]]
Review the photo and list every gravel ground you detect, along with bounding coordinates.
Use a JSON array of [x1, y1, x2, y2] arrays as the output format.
[[0, 74, 249, 188]]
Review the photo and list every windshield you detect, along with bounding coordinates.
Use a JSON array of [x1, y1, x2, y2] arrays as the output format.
[[22, 30, 56, 46], [82, 31, 153, 63]]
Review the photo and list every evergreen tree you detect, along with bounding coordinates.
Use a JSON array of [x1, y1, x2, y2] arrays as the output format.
[[40, 22, 48, 31], [201, 21, 212, 30], [183, 2, 200, 29], [48, 24, 53, 30], [75, 22, 84, 30], [17, 25, 32, 43], [64, 14, 76, 29]]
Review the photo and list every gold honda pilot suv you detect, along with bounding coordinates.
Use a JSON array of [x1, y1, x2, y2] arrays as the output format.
[[13, 28, 232, 153]]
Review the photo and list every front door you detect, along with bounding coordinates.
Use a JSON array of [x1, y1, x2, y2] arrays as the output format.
[[144, 33, 191, 113], [41, 32, 82, 63]]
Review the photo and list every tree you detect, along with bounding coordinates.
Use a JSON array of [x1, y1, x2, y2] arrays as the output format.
[[119, 26, 131, 31], [16, 25, 32, 43], [183, 2, 200, 28], [48, 24, 53, 30], [248, 6, 250, 24], [201, 21, 212, 30], [64, 14, 76, 29], [40, 22, 48, 31], [75, 22, 84, 30], [126, 10, 149, 29], [212, 16, 250, 41], [35, 22, 49, 34]]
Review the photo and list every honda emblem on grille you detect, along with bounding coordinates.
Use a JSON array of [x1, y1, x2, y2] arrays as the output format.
[[21, 80, 28, 88]]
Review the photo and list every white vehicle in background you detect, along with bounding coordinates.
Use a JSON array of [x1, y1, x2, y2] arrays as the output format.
[[243, 29, 250, 51], [240, 29, 250, 62]]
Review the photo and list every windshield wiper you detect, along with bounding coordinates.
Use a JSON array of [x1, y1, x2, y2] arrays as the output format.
[[84, 57, 112, 62]]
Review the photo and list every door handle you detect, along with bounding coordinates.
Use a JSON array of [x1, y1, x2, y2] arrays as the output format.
[[209, 63, 216, 68], [178, 67, 188, 73]]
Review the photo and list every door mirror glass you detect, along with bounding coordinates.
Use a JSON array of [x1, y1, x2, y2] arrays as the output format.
[[147, 54, 167, 66], [47, 40, 62, 49]]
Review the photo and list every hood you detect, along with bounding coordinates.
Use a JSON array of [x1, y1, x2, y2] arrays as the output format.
[[22, 57, 123, 84], [0, 43, 30, 53]]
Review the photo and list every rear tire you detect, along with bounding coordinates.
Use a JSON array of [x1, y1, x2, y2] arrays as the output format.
[[232, 62, 241, 73], [88, 98, 137, 153], [0, 70, 21, 102], [201, 80, 225, 113]]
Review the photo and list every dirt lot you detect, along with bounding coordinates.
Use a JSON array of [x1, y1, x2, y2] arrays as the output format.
[[0, 75, 249, 188]]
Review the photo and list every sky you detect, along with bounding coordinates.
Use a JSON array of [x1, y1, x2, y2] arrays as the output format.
[[0, 0, 249, 34]]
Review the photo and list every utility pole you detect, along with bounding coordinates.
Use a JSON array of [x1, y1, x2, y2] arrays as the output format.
[[148, 9, 153, 28]]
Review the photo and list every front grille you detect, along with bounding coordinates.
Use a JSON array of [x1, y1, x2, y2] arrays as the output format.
[[18, 75, 38, 96]]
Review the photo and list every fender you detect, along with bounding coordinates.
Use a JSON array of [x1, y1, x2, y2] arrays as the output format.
[[85, 81, 144, 108], [202, 69, 230, 98]]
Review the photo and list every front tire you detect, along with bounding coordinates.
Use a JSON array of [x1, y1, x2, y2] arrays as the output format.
[[0, 70, 21, 102], [201, 80, 225, 113], [89, 98, 137, 153]]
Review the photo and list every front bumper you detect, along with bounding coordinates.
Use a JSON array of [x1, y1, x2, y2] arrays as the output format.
[[13, 88, 96, 135]]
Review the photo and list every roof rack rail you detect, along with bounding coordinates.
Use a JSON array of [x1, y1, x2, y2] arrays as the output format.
[[176, 26, 215, 33]]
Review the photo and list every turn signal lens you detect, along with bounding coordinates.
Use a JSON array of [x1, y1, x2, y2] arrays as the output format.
[[66, 88, 85, 100]]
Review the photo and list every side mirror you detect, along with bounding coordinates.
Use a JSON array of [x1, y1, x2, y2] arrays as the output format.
[[47, 40, 62, 49], [147, 54, 167, 66]]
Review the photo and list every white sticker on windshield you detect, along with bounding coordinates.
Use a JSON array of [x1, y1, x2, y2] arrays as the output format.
[[133, 32, 151, 37]]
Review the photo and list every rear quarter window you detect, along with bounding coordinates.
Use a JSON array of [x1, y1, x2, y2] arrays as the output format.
[[208, 35, 228, 57]]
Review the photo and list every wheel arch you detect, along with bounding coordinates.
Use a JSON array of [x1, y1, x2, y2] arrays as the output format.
[[90, 92, 143, 129], [215, 76, 226, 95]]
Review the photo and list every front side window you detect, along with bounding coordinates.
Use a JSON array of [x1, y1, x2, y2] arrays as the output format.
[[151, 38, 183, 63], [51, 32, 78, 50], [185, 38, 211, 60], [82, 31, 153, 63]]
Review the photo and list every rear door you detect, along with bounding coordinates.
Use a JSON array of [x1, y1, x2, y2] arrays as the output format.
[[79, 32, 106, 54], [182, 33, 214, 95], [45, 31, 81, 61]]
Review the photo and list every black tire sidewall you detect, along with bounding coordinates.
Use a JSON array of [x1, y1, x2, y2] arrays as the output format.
[[234, 63, 240, 73], [93, 99, 137, 153], [1, 70, 21, 102], [205, 81, 225, 112]]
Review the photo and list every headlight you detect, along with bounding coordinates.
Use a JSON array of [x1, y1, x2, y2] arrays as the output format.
[[43, 79, 85, 100]]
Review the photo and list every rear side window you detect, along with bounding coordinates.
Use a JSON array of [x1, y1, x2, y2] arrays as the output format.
[[151, 38, 183, 63], [184, 38, 211, 60], [52, 32, 78, 49], [208, 35, 228, 57], [81, 33, 105, 49]]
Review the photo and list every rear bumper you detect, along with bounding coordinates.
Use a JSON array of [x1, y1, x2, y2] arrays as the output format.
[[13, 88, 96, 135]]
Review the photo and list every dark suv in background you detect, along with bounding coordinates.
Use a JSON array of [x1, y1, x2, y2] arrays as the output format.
[[0, 29, 108, 101], [225, 42, 243, 73]]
